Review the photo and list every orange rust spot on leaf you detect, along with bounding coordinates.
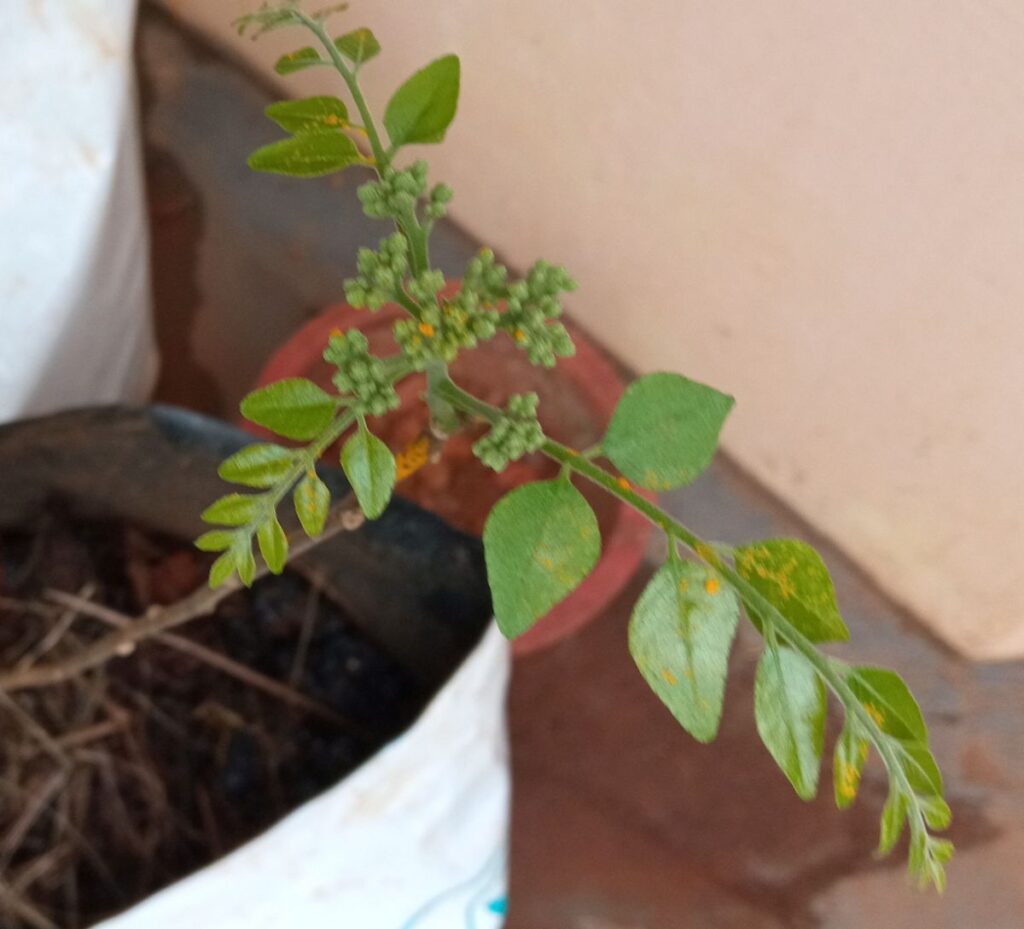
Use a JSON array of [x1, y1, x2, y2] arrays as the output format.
[[514, 329, 527, 343], [617, 476, 632, 491], [704, 576, 721, 596], [418, 322, 435, 337]]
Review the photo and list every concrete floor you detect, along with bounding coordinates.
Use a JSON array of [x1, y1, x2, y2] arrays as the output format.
[[139, 8, 1023, 926]]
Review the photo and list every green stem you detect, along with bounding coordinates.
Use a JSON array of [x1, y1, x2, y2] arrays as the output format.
[[301, 14, 388, 168], [434, 375, 928, 839]]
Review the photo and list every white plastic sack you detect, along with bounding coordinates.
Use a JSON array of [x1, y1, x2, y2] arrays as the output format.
[[94, 624, 511, 929], [0, 1, 155, 423]]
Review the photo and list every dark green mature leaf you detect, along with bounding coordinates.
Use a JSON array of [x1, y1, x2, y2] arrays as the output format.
[[847, 666, 927, 742], [603, 373, 734, 491], [755, 645, 827, 800], [900, 742, 944, 797], [240, 378, 337, 440], [265, 97, 350, 133], [833, 721, 869, 809], [293, 472, 331, 537], [201, 494, 260, 527], [341, 426, 395, 519], [384, 55, 460, 148], [218, 443, 294, 488], [736, 539, 849, 643], [257, 515, 289, 574], [248, 131, 362, 178], [629, 561, 740, 742], [335, 28, 380, 65], [274, 47, 322, 75], [483, 479, 600, 638]]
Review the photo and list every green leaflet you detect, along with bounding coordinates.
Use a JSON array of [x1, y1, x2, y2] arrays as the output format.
[[736, 539, 849, 643], [257, 515, 289, 574], [483, 479, 600, 638], [218, 443, 294, 488], [274, 47, 322, 75], [335, 28, 380, 65], [194, 530, 236, 552], [847, 666, 927, 742], [754, 644, 827, 800], [240, 378, 337, 440], [201, 493, 260, 527], [265, 96, 350, 133], [629, 561, 740, 743], [833, 720, 869, 809], [384, 55, 460, 148], [341, 425, 396, 519], [248, 131, 362, 178], [879, 787, 909, 855], [602, 372, 734, 491], [293, 471, 331, 537]]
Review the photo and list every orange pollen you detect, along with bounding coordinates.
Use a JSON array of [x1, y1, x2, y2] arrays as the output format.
[[704, 577, 721, 595], [418, 322, 435, 337]]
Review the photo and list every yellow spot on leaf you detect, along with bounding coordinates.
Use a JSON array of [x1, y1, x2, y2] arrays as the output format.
[[864, 702, 886, 728], [661, 668, 678, 686], [514, 329, 526, 343], [329, 327, 344, 339], [704, 576, 721, 596], [838, 762, 860, 800], [617, 476, 632, 491], [418, 322, 435, 337]]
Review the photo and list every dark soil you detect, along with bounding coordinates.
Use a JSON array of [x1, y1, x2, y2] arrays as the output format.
[[0, 502, 425, 929]]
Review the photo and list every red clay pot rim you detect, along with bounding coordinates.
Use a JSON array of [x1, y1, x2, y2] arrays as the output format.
[[252, 299, 653, 656]]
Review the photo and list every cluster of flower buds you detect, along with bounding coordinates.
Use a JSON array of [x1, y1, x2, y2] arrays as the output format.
[[462, 248, 509, 302], [322, 329, 400, 416], [496, 260, 577, 367], [343, 233, 409, 311], [472, 392, 545, 472], [393, 287, 500, 368], [356, 161, 429, 220], [424, 183, 454, 222]]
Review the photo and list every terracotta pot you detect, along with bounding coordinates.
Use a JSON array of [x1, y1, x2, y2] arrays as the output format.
[[250, 287, 653, 654]]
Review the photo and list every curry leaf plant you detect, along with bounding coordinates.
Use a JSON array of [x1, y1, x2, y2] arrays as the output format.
[[204, 1, 954, 890]]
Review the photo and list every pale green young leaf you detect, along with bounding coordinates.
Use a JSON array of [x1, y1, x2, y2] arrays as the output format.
[[257, 515, 289, 574], [603, 373, 734, 491], [335, 28, 380, 65], [847, 666, 928, 742], [240, 378, 337, 440], [195, 530, 237, 552], [754, 644, 827, 800], [735, 539, 849, 643], [341, 426, 396, 519], [629, 561, 740, 743], [294, 471, 331, 537], [201, 493, 261, 527], [920, 795, 953, 831], [209, 550, 238, 588], [879, 788, 909, 855], [833, 720, 869, 809], [384, 55, 460, 148], [236, 543, 256, 587], [234, 7, 305, 38], [274, 47, 322, 75], [483, 479, 600, 638], [218, 443, 294, 488], [265, 97, 350, 134], [248, 131, 362, 178]]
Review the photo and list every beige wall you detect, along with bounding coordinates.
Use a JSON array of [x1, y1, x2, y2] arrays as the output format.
[[167, 0, 1024, 661]]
